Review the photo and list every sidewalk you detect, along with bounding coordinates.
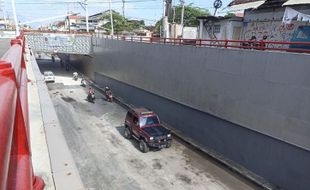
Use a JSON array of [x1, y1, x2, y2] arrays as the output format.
[[25, 46, 84, 190], [26, 47, 55, 190]]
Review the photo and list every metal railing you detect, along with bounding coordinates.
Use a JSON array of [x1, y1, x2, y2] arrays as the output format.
[[0, 33, 45, 190], [100, 35, 310, 54]]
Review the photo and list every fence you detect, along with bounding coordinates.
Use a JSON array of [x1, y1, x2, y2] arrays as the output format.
[[98, 34, 310, 54], [0, 34, 44, 190]]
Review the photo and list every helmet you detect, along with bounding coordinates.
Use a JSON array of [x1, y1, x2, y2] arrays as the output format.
[[105, 86, 110, 90]]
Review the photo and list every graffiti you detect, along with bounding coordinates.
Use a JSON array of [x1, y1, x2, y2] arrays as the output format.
[[242, 21, 304, 48]]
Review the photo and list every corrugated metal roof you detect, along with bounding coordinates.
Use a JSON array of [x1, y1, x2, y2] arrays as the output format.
[[228, 0, 266, 12], [228, 0, 262, 6], [283, 0, 310, 5], [258, 0, 287, 8]]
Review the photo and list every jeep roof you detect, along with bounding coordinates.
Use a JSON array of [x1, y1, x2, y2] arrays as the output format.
[[130, 108, 156, 117]]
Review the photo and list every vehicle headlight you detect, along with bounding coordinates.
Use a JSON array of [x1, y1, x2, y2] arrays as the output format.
[[167, 134, 171, 138], [150, 137, 154, 140]]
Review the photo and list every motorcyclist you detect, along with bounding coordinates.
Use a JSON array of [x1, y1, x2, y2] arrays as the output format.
[[104, 86, 113, 102], [88, 87, 95, 95], [104, 86, 111, 95], [73, 72, 78, 80], [81, 77, 86, 85]]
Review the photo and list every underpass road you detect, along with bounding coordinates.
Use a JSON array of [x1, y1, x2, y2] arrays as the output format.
[[38, 59, 262, 190]]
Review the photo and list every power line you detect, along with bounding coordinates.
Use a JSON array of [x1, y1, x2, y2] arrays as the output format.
[[15, 0, 161, 5]]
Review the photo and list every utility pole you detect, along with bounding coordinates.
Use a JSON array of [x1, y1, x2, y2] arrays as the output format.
[[85, 0, 89, 32], [78, 0, 89, 32], [180, 0, 185, 38], [172, 0, 175, 23], [162, 0, 169, 38], [122, 0, 125, 17], [79, 1, 89, 32], [11, 0, 19, 35], [109, 0, 114, 35]]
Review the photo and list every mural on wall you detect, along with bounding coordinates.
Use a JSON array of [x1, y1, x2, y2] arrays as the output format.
[[242, 21, 309, 48]]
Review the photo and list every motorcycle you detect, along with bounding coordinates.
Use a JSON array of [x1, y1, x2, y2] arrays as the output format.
[[87, 92, 95, 103], [106, 91, 113, 102], [73, 72, 78, 81], [81, 79, 87, 87]]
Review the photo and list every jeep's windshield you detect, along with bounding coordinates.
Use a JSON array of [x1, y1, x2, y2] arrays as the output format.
[[140, 116, 159, 127]]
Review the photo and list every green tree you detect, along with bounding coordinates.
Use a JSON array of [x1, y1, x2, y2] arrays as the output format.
[[171, 5, 210, 26], [101, 11, 145, 34], [154, 5, 210, 34], [224, 13, 236, 18]]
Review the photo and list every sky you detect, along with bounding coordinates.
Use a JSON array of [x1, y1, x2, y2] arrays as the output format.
[[0, 0, 232, 28]]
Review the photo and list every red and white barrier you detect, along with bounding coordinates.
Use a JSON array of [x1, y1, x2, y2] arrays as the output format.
[[0, 34, 45, 190]]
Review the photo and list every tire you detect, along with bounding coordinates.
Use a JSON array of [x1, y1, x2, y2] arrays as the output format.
[[124, 127, 132, 139], [166, 140, 172, 148], [139, 139, 149, 153]]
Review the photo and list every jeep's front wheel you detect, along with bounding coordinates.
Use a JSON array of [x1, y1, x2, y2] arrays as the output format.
[[166, 140, 172, 148], [139, 139, 149, 153], [124, 127, 132, 139]]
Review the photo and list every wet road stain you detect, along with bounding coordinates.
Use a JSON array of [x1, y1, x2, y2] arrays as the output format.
[[152, 159, 163, 170], [128, 159, 146, 170], [176, 174, 192, 184], [61, 96, 77, 103]]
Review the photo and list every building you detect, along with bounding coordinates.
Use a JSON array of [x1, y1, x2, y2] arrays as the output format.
[[65, 14, 95, 32], [228, 0, 310, 45], [52, 21, 66, 31], [89, 11, 110, 33], [197, 16, 243, 41], [0, 19, 13, 30]]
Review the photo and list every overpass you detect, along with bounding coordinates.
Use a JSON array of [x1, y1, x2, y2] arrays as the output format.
[[25, 31, 92, 55], [1, 31, 310, 190]]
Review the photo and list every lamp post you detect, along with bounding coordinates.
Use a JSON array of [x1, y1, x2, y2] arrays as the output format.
[[11, 0, 19, 35]]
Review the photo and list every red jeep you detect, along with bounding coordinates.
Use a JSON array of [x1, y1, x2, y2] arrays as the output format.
[[124, 108, 172, 153]]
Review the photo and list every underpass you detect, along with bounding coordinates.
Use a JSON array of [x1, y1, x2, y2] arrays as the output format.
[[3, 31, 308, 189], [37, 59, 262, 190]]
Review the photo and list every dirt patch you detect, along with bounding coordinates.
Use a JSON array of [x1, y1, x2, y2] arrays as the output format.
[[152, 159, 163, 170], [176, 174, 192, 185], [95, 123, 104, 127], [128, 159, 146, 170], [108, 133, 122, 147], [61, 96, 76, 103]]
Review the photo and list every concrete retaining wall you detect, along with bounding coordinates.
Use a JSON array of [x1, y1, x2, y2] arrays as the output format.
[[71, 38, 310, 190]]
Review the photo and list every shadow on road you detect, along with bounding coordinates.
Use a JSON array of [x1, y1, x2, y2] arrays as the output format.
[[115, 125, 162, 153]]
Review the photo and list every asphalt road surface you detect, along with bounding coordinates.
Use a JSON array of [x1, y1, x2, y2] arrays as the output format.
[[38, 59, 263, 190]]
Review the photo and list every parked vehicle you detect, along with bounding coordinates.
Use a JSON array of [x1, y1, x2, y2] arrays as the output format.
[[124, 108, 172, 153], [43, 71, 55, 83]]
